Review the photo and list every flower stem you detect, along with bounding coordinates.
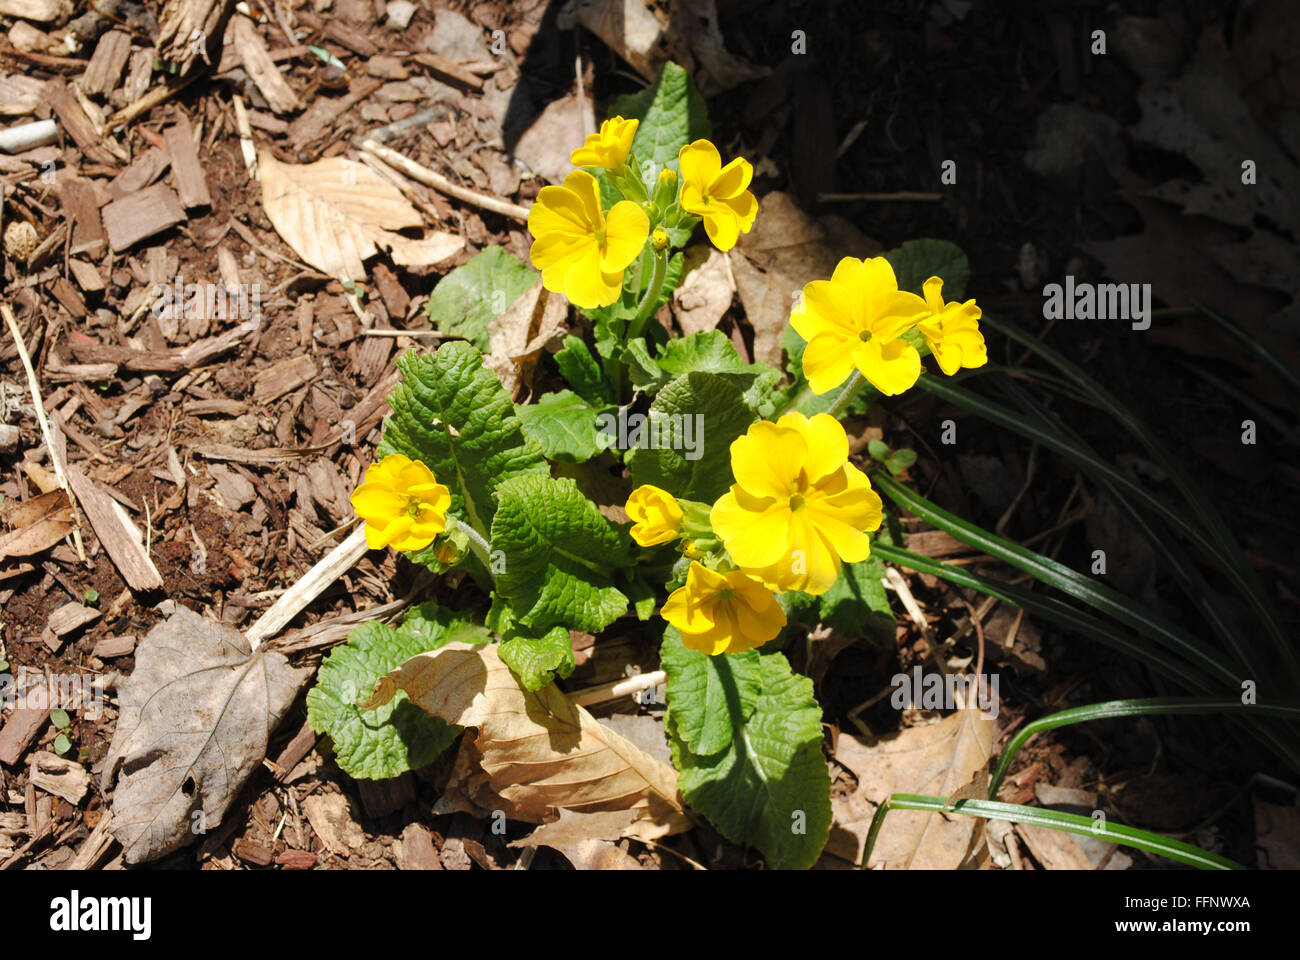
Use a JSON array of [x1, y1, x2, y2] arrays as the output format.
[[825, 371, 867, 419], [628, 246, 669, 341]]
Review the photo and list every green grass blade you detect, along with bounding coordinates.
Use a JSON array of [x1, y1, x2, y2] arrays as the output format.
[[1192, 300, 1300, 403], [861, 794, 1243, 870], [871, 544, 1218, 693], [989, 697, 1300, 798], [979, 314, 1295, 685], [872, 473, 1238, 686]]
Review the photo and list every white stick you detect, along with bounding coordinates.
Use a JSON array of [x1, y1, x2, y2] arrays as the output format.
[[0, 119, 57, 154], [246, 526, 370, 648], [568, 670, 666, 707]]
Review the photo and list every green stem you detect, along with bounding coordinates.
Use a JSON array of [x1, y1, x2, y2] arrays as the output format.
[[825, 371, 867, 419], [628, 246, 669, 342]]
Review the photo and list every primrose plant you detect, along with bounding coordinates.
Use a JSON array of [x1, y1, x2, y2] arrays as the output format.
[[306, 62, 986, 869]]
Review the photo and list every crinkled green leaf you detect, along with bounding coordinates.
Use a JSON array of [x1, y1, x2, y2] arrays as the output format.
[[666, 643, 831, 869], [883, 239, 969, 300], [627, 371, 754, 502], [498, 624, 574, 691], [554, 335, 612, 405], [306, 603, 490, 779], [515, 390, 612, 463], [658, 330, 750, 377], [611, 61, 710, 178], [424, 247, 538, 351], [378, 342, 548, 541], [819, 553, 896, 645], [491, 474, 632, 633], [660, 627, 760, 755]]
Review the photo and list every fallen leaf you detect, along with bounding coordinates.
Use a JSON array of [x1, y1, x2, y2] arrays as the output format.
[[1015, 822, 1094, 870], [259, 148, 463, 281], [102, 606, 311, 863], [0, 489, 74, 561], [485, 280, 569, 398], [1255, 797, 1300, 869], [730, 193, 881, 367], [828, 701, 995, 869], [509, 807, 645, 869], [510, 93, 594, 185], [673, 244, 735, 334], [362, 642, 690, 840]]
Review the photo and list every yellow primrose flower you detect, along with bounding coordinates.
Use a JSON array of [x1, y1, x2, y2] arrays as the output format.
[[677, 139, 758, 252], [662, 561, 786, 655], [570, 116, 639, 169], [626, 484, 683, 546], [528, 170, 649, 309], [917, 276, 988, 375], [790, 256, 931, 396], [710, 412, 883, 595], [350, 454, 452, 552]]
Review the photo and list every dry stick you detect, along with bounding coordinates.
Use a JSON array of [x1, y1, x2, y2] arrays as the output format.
[[568, 670, 667, 707], [360, 328, 441, 338], [106, 73, 201, 132], [245, 526, 370, 648], [360, 139, 530, 223], [2, 303, 85, 561]]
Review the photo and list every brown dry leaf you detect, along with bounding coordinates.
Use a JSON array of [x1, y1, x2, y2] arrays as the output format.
[[485, 280, 569, 398], [729, 193, 881, 367], [828, 700, 995, 869], [510, 808, 645, 869], [362, 642, 690, 840], [0, 489, 74, 561], [103, 606, 311, 863], [259, 148, 463, 281], [557, 0, 766, 97], [1255, 797, 1300, 869], [1015, 822, 1094, 870], [511, 93, 594, 185], [673, 244, 736, 334]]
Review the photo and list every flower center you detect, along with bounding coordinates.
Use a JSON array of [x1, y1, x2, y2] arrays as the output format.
[[858, 329, 873, 343], [406, 497, 422, 519], [593, 226, 607, 246], [789, 493, 806, 512]]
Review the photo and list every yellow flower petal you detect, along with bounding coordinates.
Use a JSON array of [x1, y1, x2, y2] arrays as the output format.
[[601, 200, 650, 272], [853, 337, 921, 396], [710, 156, 753, 199], [802, 332, 858, 394], [701, 210, 740, 252], [728, 421, 807, 500], [710, 491, 791, 569], [679, 140, 722, 188]]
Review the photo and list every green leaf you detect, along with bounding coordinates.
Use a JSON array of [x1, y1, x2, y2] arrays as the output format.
[[491, 474, 632, 633], [378, 342, 548, 541], [424, 247, 537, 351], [53, 733, 72, 756], [515, 390, 612, 463], [498, 624, 575, 691], [627, 371, 754, 502], [50, 708, 71, 730], [819, 554, 895, 644], [610, 61, 710, 179], [660, 627, 761, 755], [883, 239, 969, 299], [554, 335, 612, 405], [306, 605, 490, 779], [666, 643, 831, 869], [867, 439, 890, 461], [658, 330, 749, 377]]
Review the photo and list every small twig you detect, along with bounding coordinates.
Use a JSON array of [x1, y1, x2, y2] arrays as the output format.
[[106, 73, 201, 132], [246, 526, 370, 648], [2, 303, 85, 561], [360, 328, 442, 338], [884, 566, 945, 676], [360, 139, 530, 222], [568, 670, 667, 707]]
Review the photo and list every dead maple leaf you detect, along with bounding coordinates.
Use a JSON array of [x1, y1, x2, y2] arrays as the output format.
[[828, 696, 995, 869], [259, 148, 463, 282], [362, 642, 689, 840], [103, 606, 311, 863], [0, 488, 74, 561]]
